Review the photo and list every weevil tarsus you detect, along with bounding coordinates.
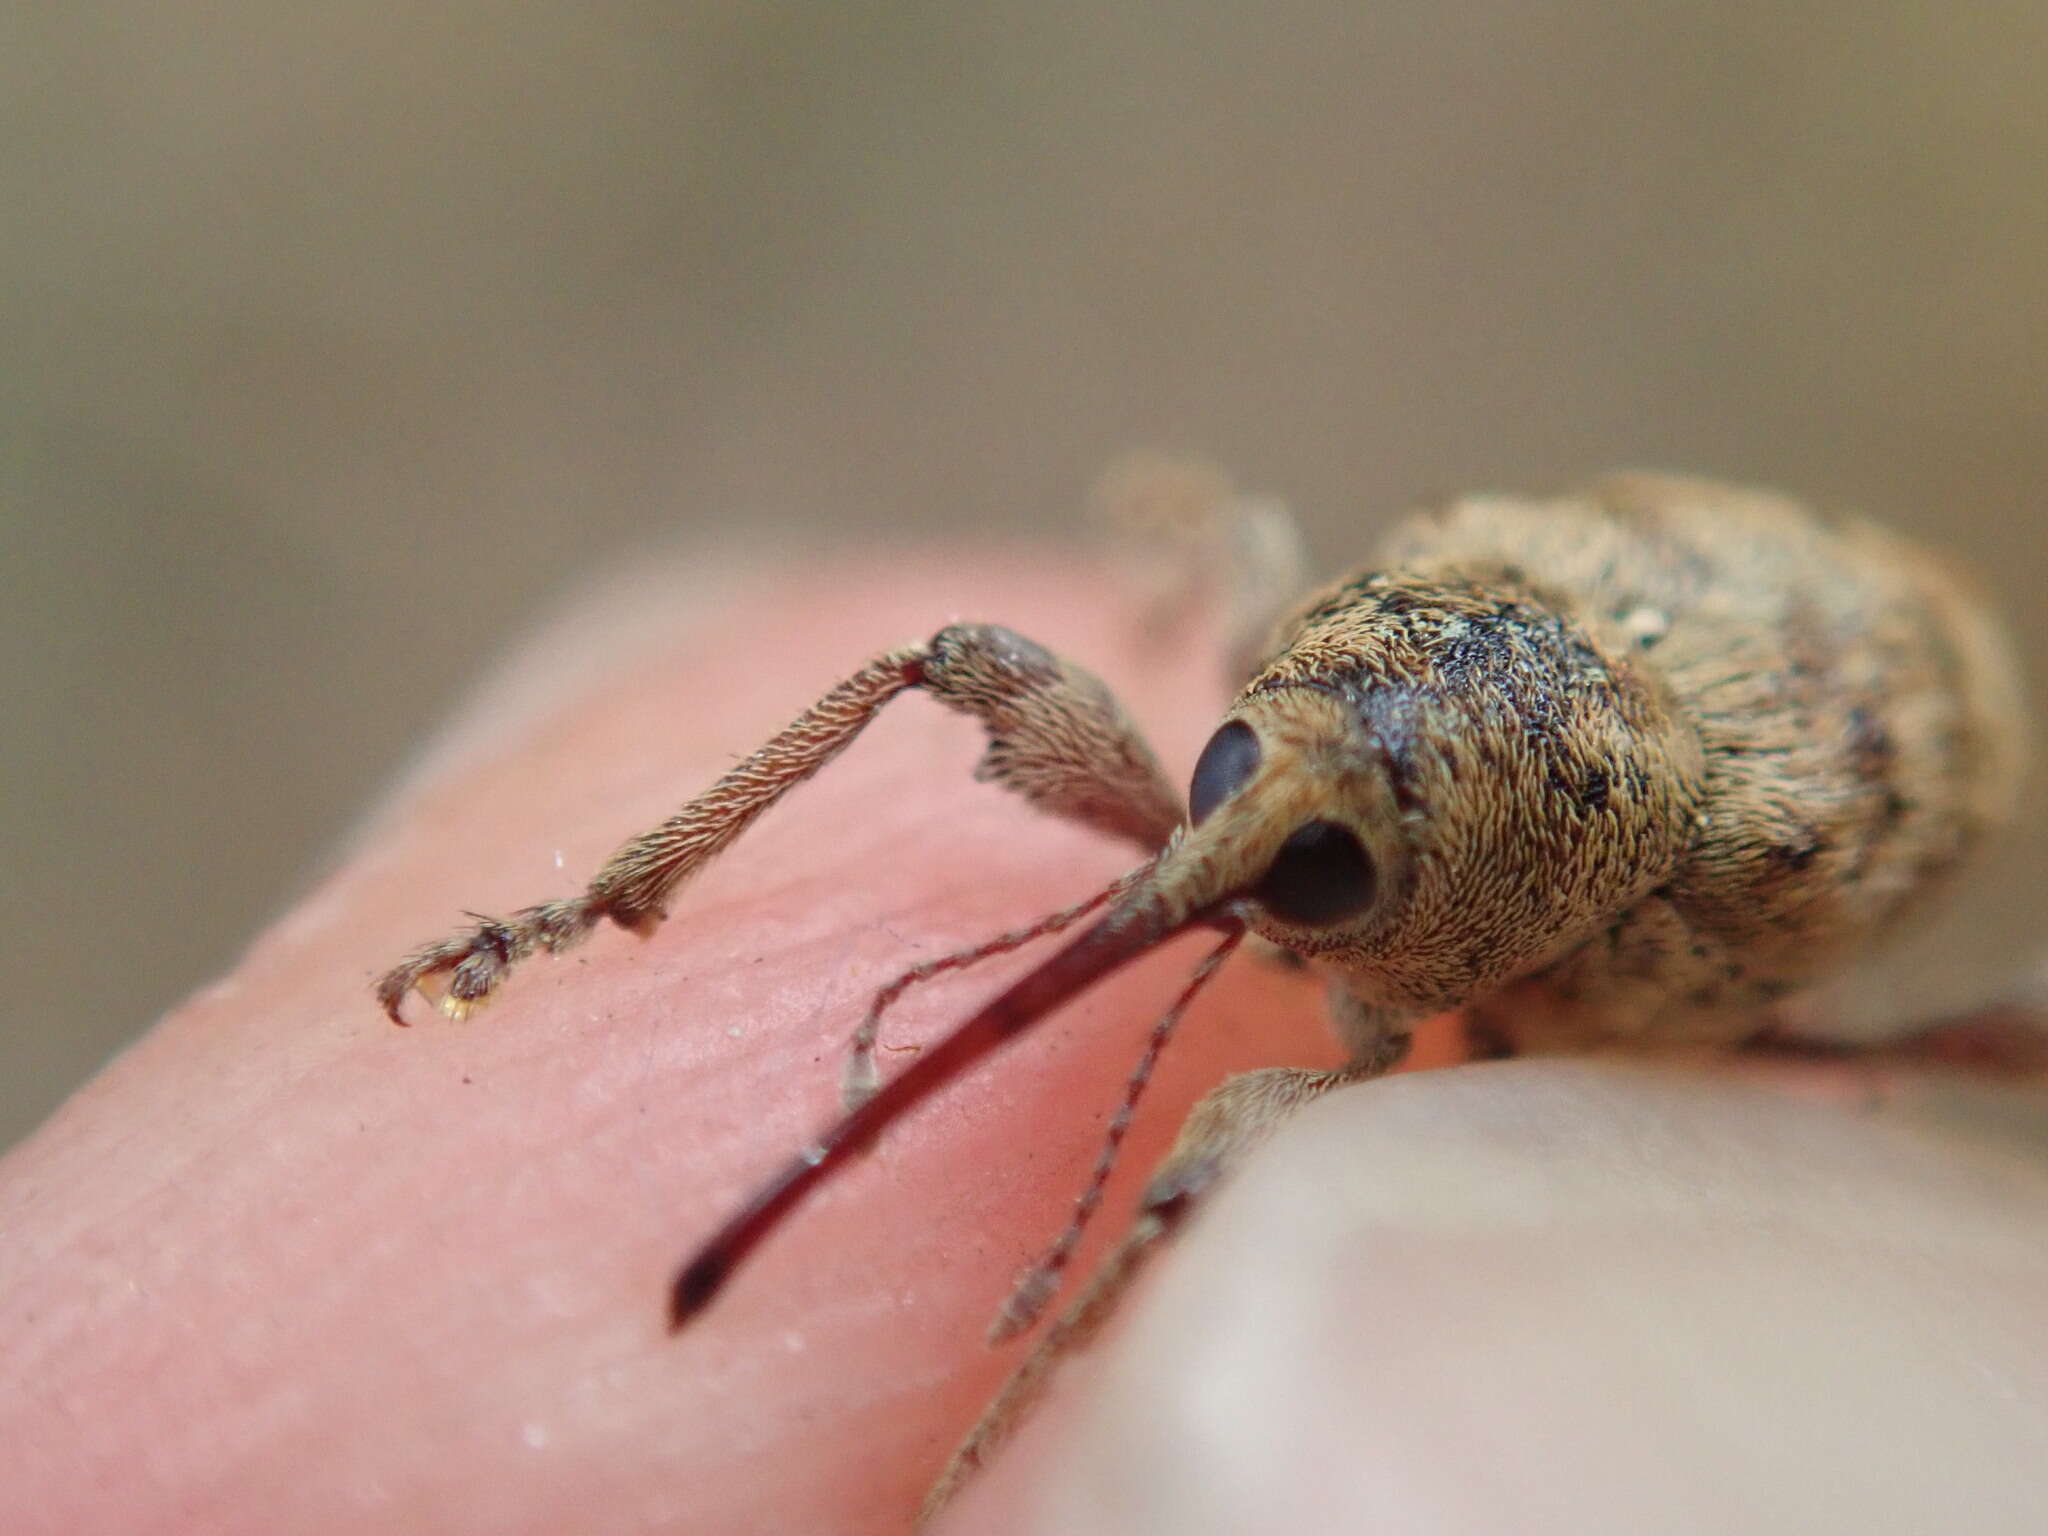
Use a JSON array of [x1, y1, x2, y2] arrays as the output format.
[[917, 1200, 1167, 1527], [376, 645, 928, 1022]]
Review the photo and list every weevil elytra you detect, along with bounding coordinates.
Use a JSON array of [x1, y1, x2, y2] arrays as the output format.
[[378, 468, 2032, 1521]]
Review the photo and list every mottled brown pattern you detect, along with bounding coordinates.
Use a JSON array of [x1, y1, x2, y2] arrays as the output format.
[[930, 475, 2032, 1519], [1241, 472, 2028, 1053]]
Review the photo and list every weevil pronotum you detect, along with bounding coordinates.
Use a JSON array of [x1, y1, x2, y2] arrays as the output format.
[[378, 466, 2034, 1522]]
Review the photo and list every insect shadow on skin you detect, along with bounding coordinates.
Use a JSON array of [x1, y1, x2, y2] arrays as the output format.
[[377, 460, 2037, 1524]]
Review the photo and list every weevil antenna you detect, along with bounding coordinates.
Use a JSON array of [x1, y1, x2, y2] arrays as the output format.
[[669, 887, 1244, 1330], [668, 774, 1313, 1330], [986, 924, 1245, 1343], [840, 868, 1144, 1111]]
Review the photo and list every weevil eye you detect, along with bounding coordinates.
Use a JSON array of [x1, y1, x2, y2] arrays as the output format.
[[1256, 819, 1377, 926], [1189, 720, 1261, 824]]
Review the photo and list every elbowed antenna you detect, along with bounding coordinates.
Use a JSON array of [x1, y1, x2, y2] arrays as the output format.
[[665, 742, 1317, 1331], [668, 880, 1236, 1329]]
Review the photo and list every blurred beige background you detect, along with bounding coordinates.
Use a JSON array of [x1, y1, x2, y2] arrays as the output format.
[[6, 2, 2045, 1152]]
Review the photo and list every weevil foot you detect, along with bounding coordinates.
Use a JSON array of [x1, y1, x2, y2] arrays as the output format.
[[376, 897, 601, 1023]]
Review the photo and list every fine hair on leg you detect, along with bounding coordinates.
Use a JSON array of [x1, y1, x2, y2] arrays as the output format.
[[378, 623, 1183, 1023]]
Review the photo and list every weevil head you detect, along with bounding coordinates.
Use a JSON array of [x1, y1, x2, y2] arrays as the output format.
[[1154, 567, 1709, 1012]]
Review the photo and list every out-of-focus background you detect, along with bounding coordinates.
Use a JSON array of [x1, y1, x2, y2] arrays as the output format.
[[6, 3, 2045, 1152]]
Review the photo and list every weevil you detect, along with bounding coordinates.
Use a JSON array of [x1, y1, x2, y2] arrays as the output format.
[[378, 468, 2031, 1521]]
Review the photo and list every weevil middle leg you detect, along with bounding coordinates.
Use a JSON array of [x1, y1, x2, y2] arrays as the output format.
[[922, 960, 2048, 1524], [920, 990, 1416, 1527]]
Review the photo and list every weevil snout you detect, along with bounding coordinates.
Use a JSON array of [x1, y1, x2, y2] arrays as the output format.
[[664, 704, 1397, 1326]]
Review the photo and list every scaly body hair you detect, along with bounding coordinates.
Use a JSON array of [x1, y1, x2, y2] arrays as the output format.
[[1227, 472, 2026, 1053]]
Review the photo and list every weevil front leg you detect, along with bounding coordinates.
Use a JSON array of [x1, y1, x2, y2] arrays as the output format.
[[920, 988, 1415, 1526], [1093, 454, 1311, 685], [377, 623, 1183, 1021]]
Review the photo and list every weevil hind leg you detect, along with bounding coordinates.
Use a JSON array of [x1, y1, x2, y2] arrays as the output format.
[[1882, 1006, 2048, 1077], [378, 623, 1184, 1022], [1859, 950, 2048, 1077], [922, 1006, 1414, 1527], [1746, 993, 2048, 1082], [1721, 948, 2048, 1086]]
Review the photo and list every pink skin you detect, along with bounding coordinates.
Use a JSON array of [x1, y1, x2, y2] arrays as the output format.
[[3, 554, 2044, 1534]]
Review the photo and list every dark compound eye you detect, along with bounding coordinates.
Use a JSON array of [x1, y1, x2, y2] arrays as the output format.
[[1256, 820, 1377, 927], [1188, 719, 1262, 824]]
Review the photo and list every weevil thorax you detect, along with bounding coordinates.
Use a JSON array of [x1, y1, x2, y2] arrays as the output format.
[[1177, 564, 1712, 1014]]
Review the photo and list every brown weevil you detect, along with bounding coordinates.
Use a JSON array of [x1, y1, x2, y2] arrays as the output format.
[[377, 467, 2032, 1519]]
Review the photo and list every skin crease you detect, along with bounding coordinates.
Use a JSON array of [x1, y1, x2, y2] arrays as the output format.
[[2, 553, 2044, 1535]]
